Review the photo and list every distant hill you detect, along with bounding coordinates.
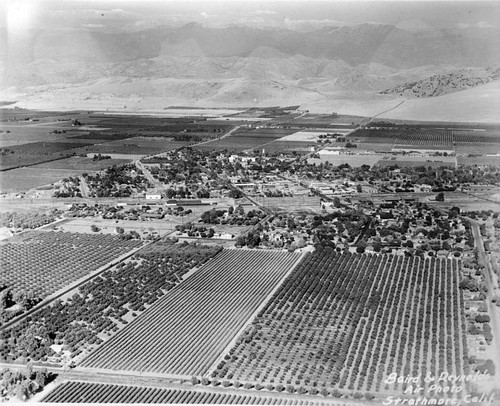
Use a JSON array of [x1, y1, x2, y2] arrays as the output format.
[[379, 68, 500, 98], [2, 22, 500, 123]]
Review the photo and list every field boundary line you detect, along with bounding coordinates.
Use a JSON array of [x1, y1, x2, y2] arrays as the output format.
[[204, 250, 307, 378]]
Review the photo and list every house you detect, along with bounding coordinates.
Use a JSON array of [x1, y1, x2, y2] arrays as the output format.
[[141, 212, 164, 219], [145, 193, 162, 200]]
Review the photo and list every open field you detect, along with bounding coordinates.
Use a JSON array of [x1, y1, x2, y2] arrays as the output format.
[[57, 217, 182, 236], [279, 130, 349, 143], [0, 124, 76, 148], [455, 143, 500, 155], [1, 167, 97, 193], [234, 128, 298, 139], [193, 131, 285, 152], [457, 156, 500, 166], [1, 168, 69, 192], [308, 155, 381, 168], [0, 110, 234, 177], [254, 195, 322, 212], [0, 142, 93, 171], [81, 249, 303, 376], [375, 155, 456, 169], [41, 381, 327, 404], [216, 250, 466, 397], [33, 156, 131, 170], [74, 138, 189, 156], [260, 141, 314, 155], [0, 230, 142, 300], [283, 114, 362, 127]]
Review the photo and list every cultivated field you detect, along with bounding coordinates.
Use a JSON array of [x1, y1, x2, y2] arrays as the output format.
[[74, 137, 190, 156], [41, 381, 328, 405], [0, 230, 142, 300], [0, 168, 80, 193], [0, 157, 133, 193], [0, 241, 221, 363], [374, 155, 456, 169], [349, 127, 500, 155], [81, 249, 303, 376], [194, 128, 301, 152], [33, 156, 131, 170], [259, 141, 314, 155], [0, 111, 234, 192], [308, 155, 382, 168], [56, 217, 179, 236], [215, 250, 467, 397], [278, 130, 350, 142]]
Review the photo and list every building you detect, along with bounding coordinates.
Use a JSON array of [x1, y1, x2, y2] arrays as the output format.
[[145, 194, 162, 200]]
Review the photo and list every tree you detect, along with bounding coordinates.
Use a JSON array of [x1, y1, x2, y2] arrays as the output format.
[[24, 361, 33, 380], [235, 236, 246, 247], [228, 189, 243, 199], [90, 224, 99, 232], [436, 192, 445, 202], [475, 314, 490, 323], [356, 240, 367, 253]]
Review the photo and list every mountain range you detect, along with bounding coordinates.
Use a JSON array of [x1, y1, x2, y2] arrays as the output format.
[[2, 22, 499, 121]]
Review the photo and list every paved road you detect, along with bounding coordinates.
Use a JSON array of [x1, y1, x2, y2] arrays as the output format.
[[190, 125, 242, 147]]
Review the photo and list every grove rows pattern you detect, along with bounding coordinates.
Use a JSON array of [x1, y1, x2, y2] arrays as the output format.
[[81, 249, 303, 376], [0, 230, 142, 299], [215, 249, 467, 397], [41, 381, 330, 404], [0, 241, 220, 363]]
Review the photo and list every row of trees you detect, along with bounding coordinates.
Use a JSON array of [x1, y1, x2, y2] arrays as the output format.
[[0, 209, 63, 229]]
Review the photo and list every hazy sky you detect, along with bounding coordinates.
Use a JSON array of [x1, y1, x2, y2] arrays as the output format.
[[3, 0, 500, 34]]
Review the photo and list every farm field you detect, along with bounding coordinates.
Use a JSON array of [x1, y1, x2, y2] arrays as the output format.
[[454, 143, 500, 155], [374, 155, 456, 169], [74, 138, 189, 156], [457, 155, 500, 166], [81, 249, 303, 376], [1, 166, 98, 193], [0, 241, 222, 363], [234, 128, 299, 139], [0, 142, 93, 171], [41, 381, 327, 405], [355, 143, 394, 153], [57, 217, 182, 236], [0, 124, 75, 148], [33, 156, 131, 171], [278, 130, 350, 143], [0, 110, 235, 192], [349, 127, 500, 154], [0, 230, 142, 301], [194, 127, 301, 152], [308, 154, 382, 168], [375, 160, 455, 169], [260, 141, 314, 155], [215, 250, 467, 398], [277, 114, 363, 127], [254, 195, 321, 212]]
